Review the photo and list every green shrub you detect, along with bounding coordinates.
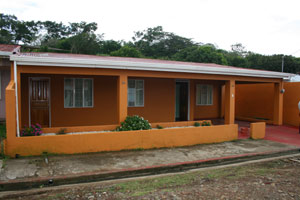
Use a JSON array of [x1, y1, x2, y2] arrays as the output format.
[[116, 115, 152, 131], [194, 122, 201, 127], [156, 125, 163, 129], [57, 128, 67, 135], [0, 124, 6, 139], [201, 121, 211, 126]]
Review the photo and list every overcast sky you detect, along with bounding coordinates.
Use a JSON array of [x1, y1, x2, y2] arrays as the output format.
[[2, 0, 300, 57]]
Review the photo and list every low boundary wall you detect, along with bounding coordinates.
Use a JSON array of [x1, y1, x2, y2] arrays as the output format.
[[6, 124, 238, 157]]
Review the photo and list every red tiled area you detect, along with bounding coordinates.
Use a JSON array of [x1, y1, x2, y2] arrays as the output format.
[[235, 120, 300, 147], [211, 119, 300, 146], [265, 125, 300, 147]]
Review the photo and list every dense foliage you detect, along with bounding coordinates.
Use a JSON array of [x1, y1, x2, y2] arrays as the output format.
[[1, 13, 300, 73], [21, 124, 42, 137], [116, 116, 152, 131]]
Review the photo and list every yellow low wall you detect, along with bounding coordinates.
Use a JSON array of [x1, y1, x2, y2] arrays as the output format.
[[250, 122, 266, 139], [6, 124, 238, 157]]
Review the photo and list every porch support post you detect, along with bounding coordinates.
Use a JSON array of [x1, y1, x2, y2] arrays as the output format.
[[189, 79, 195, 121], [273, 81, 283, 125], [13, 61, 20, 137], [224, 79, 235, 124], [118, 74, 128, 124]]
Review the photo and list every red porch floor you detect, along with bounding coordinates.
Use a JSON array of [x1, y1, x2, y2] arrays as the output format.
[[236, 121, 300, 147], [211, 119, 300, 147], [264, 125, 300, 147]]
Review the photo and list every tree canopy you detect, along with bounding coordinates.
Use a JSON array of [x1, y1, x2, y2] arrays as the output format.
[[1, 13, 300, 73]]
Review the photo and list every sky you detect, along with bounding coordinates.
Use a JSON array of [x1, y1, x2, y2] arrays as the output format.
[[2, 0, 300, 57]]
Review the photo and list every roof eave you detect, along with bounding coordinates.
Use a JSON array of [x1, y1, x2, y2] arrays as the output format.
[[10, 55, 292, 80], [0, 51, 13, 56]]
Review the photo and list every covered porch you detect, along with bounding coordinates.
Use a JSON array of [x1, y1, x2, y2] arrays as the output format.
[[14, 65, 246, 133]]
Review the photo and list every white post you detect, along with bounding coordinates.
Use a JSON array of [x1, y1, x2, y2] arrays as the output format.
[[14, 61, 20, 137]]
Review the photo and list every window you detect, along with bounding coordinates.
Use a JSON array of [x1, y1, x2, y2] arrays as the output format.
[[196, 84, 213, 105], [128, 79, 144, 107], [64, 78, 93, 108]]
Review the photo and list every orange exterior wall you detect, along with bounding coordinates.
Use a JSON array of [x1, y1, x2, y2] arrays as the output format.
[[128, 77, 175, 122], [20, 74, 118, 127], [235, 83, 274, 121], [235, 82, 297, 126], [128, 78, 222, 122], [282, 82, 300, 126], [193, 80, 222, 120]]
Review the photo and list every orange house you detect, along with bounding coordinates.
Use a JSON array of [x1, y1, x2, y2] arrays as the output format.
[[4, 53, 292, 156]]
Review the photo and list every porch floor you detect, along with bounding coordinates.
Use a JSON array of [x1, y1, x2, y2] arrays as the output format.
[[210, 118, 300, 147]]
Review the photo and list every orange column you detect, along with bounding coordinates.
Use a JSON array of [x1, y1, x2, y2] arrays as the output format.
[[189, 80, 195, 121], [273, 81, 283, 125], [225, 79, 235, 124], [5, 81, 17, 155], [118, 74, 128, 123]]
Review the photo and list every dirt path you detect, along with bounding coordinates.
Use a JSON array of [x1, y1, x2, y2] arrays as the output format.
[[2, 156, 300, 200]]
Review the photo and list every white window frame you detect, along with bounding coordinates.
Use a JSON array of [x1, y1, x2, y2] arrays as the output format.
[[128, 79, 144, 107], [196, 84, 213, 106], [64, 78, 94, 108]]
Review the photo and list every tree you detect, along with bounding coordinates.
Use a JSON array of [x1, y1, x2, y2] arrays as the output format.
[[40, 21, 70, 42], [132, 26, 195, 58], [231, 43, 247, 57], [99, 40, 122, 55], [172, 45, 228, 65], [67, 32, 102, 54], [69, 22, 98, 35], [0, 14, 39, 44], [110, 45, 142, 58]]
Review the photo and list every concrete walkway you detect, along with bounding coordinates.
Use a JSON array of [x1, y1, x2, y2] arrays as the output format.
[[0, 138, 298, 191]]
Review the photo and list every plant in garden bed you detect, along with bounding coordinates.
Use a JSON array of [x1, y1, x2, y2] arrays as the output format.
[[116, 115, 151, 131], [21, 124, 42, 137], [201, 121, 211, 126], [194, 122, 201, 127], [57, 128, 67, 135], [0, 123, 6, 157], [156, 125, 163, 129]]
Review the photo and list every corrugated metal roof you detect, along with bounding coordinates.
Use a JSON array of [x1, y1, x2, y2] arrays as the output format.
[[10, 52, 293, 80], [16, 52, 259, 70], [0, 44, 20, 53]]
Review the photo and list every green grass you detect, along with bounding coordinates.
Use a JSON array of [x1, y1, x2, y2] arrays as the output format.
[[99, 160, 285, 197], [101, 173, 196, 197], [98, 175, 187, 196]]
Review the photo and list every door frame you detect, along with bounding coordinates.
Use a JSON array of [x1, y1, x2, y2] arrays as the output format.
[[28, 77, 51, 127], [175, 79, 190, 121]]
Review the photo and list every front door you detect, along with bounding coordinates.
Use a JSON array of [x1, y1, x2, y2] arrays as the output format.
[[29, 78, 50, 127], [175, 81, 189, 121]]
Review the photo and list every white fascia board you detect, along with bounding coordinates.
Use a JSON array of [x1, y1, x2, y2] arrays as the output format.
[[10, 55, 292, 79], [0, 51, 12, 56]]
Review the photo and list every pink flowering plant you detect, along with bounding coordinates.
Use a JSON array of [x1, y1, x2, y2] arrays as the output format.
[[21, 123, 42, 137]]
